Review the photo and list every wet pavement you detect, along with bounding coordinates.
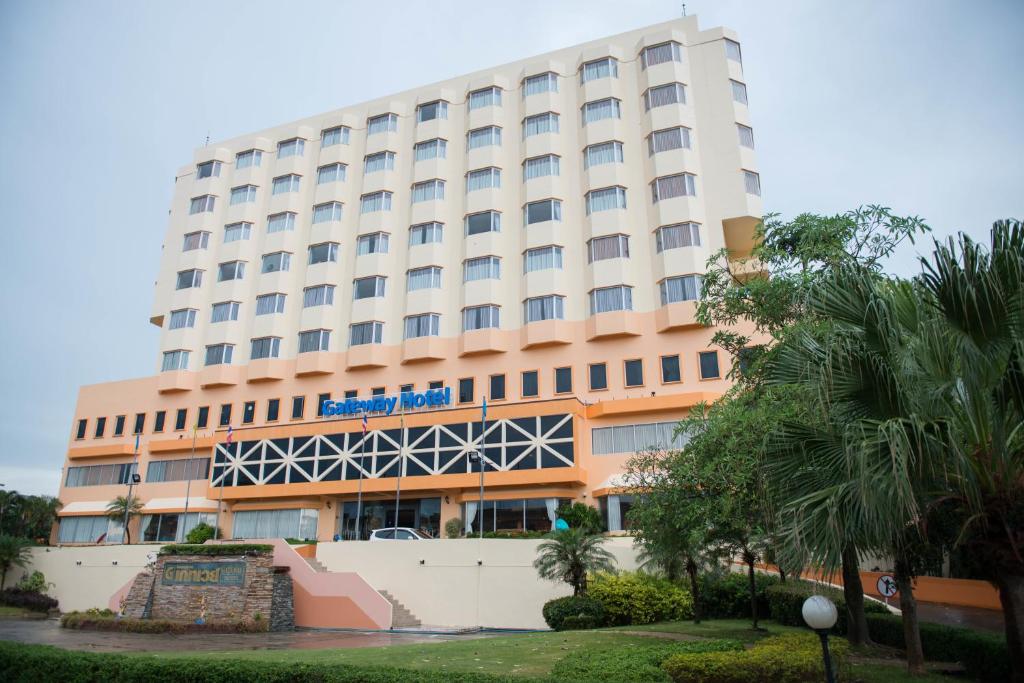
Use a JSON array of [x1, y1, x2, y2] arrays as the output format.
[[916, 602, 1004, 633]]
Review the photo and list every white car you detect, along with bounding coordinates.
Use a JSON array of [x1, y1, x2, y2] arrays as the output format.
[[368, 527, 433, 541]]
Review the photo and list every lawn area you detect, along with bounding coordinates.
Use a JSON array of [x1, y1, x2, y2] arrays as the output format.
[[611, 617, 804, 640], [0, 606, 42, 619]]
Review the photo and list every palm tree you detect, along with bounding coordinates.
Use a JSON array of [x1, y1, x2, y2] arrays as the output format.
[[0, 535, 33, 588], [534, 528, 615, 596], [106, 496, 143, 544]]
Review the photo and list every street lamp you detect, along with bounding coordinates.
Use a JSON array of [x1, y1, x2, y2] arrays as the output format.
[[802, 595, 838, 683]]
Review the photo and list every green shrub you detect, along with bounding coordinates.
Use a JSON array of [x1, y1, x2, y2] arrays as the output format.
[[15, 571, 52, 595], [697, 571, 779, 619], [541, 595, 605, 631], [554, 502, 603, 533], [481, 530, 549, 539], [559, 614, 599, 630], [866, 612, 1009, 682], [284, 538, 317, 545], [552, 639, 743, 682], [444, 518, 464, 539], [158, 543, 273, 556], [0, 588, 57, 612], [588, 571, 693, 626], [662, 632, 849, 683], [60, 612, 270, 634], [184, 523, 217, 545], [766, 580, 888, 635]]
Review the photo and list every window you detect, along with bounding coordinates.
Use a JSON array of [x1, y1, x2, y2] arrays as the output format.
[[230, 185, 257, 204], [731, 79, 748, 104], [364, 151, 396, 173], [656, 222, 701, 252], [416, 100, 447, 122], [589, 363, 608, 390], [250, 336, 281, 360], [463, 256, 500, 282], [255, 292, 286, 315], [189, 195, 215, 214], [584, 141, 624, 169], [95, 416, 107, 437], [468, 86, 501, 110], [404, 313, 440, 339], [66, 463, 137, 487], [114, 415, 126, 436], [648, 126, 692, 155], [224, 222, 252, 242], [205, 343, 234, 366], [277, 138, 304, 158], [523, 71, 558, 96], [261, 251, 290, 274], [169, 308, 197, 330], [317, 393, 331, 416], [399, 385, 413, 394], [353, 276, 386, 299], [235, 149, 262, 169], [356, 232, 389, 255], [350, 321, 383, 346], [272, 174, 299, 194], [360, 191, 392, 213], [521, 370, 539, 397], [299, 329, 330, 353], [176, 269, 202, 289], [458, 377, 474, 403], [737, 124, 754, 148], [414, 138, 447, 161], [75, 419, 87, 439], [312, 201, 343, 223], [524, 199, 561, 225], [57, 515, 123, 543], [217, 260, 245, 281], [232, 509, 318, 541], [321, 125, 350, 147], [267, 211, 297, 233], [590, 285, 633, 314], [467, 167, 500, 192], [643, 83, 686, 110], [411, 179, 445, 203], [641, 41, 682, 68], [210, 301, 240, 323], [555, 367, 572, 394], [699, 351, 721, 379], [660, 274, 703, 304], [582, 97, 621, 124], [524, 295, 565, 322], [524, 245, 563, 272], [489, 374, 506, 400], [651, 173, 697, 201], [174, 409, 187, 431], [466, 210, 500, 235], [367, 113, 398, 134], [744, 170, 761, 195], [133, 413, 145, 435], [409, 222, 443, 246], [371, 387, 385, 396], [146, 458, 209, 483], [303, 284, 335, 307], [308, 242, 339, 264], [317, 163, 347, 184], [196, 406, 209, 429], [291, 396, 305, 419], [468, 128, 502, 154], [581, 57, 618, 83], [725, 38, 742, 63], [182, 231, 210, 251], [407, 266, 442, 291], [586, 186, 627, 214], [219, 403, 232, 426], [738, 346, 761, 377], [267, 398, 280, 421], [429, 380, 443, 390], [661, 355, 681, 383], [588, 234, 629, 262], [624, 359, 644, 387], [523, 112, 558, 138], [463, 304, 500, 331], [592, 421, 686, 455], [523, 154, 559, 180], [161, 349, 190, 371], [154, 410, 166, 432]]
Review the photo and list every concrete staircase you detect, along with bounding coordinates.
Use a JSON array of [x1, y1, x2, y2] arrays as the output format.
[[304, 557, 328, 572], [379, 589, 421, 628]]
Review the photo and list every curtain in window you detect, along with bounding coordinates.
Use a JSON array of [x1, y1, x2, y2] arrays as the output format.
[[524, 246, 563, 272], [414, 139, 446, 161], [298, 329, 329, 353], [267, 212, 296, 233], [466, 168, 500, 191], [648, 127, 691, 155], [731, 80, 748, 104], [224, 223, 251, 242], [364, 151, 395, 173], [217, 261, 244, 281], [317, 163, 346, 183], [523, 72, 557, 96], [58, 515, 115, 543], [211, 302, 238, 323], [464, 501, 478, 533], [584, 141, 623, 169], [524, 296, 564, 322], [588, 235, 629, 262], [523, 155, 559, 180], [409, 222, 442, 245], [353, 276, 386, 299], [182, 232, 209, 251], [652, 174, 696, 202], [407, 267, 441, 291], [277, 139, 304, 158], [404, 314, 440, 339], [644, 83, 685, 110], [411, 180, 444, 203], [656, 223, 701, 252], [737, 124, 754, 148], [582, 98, 621, 124], [367, 113, 398, 134], [464, 256, 500, 282], [463, 305, 499, 331], [607, 496, 622, 532], [356, 233, 389, 254], [189, 195, 215, 214], [586, 187, 626, 214], [524, 200, 561, 224], [416, 101, 447, 122], [590, 286, 632, 314], [545, 499, 558, 530], [321, 126, 348, 147], [303, 286, 335, 307], [744, 171, 761, 195], [205, 344, 233, 365], [236, 149, 261, 169], [350, 322, 382, 346], [523, 113, 558, 137], [250, 337, 281, 360], [660, 275, 703, 305], [468, 87, 501, 110], [271, 174, 300, 195], [309, 243, 338, 264], [468, 126, 501, 149], [360, 192, 392, 213], [262, 253, 290, 273], [230, 186, 256, 205], [161, 350, 189, 371], [581, 58, 618, 82], [642, 42, 681, 68], [169, 309, 196, 329], [255, 293, 285, 315]]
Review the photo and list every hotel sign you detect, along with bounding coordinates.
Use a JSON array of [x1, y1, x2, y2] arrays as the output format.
[[161, 561, 246, 586], [320, 387, 452, 418]]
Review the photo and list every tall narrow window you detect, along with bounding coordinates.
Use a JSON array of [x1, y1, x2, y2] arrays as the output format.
[[196, 407, 208, 429], [463, 305, 500, 331], [699, 351, 721, 379], [409, 222, 443, 245], [266, 398, 280, 421], [356, 232, 389, 255], [353, 276, 386, 299], [291, 396, 305, 419], [523, 155, 559, 180], [489, 374, 506, 400], [724, 39, 742, 63], [584, 141, 624, 168], [205, 344, 233, 366], [590, 286, 633, 314], [360, 191, 392, 213], [312, 201, 343, 223], [298, 329, 330, 353], [416, 100, 447, 122], [133, 413, 146, 435], [588, 234, 629, 262], [643, 83, 686, 110], [267, 211, 297, 233], [555, 367, 573, 394], [321, 125, 350, 147], [407, 266, 442, 291], [521, 371, 539, 398], [523, 112, 559, 138], [466, 167, 501, 192], [153, 410, 166, 432], [114, 415, 126, 436], [364, 151, 396, 173], [219, 403, 232, 426], [731, 80, 748, 104], [641, 41, 682, 68], [277, 138, 305, 158], [589, 363, 608, 390], [242, 402, 255, 425], [308, 242, 339, 264], [404, 313, 440, 339], [250, 336, 281, 360], [468, 87, 501, 110], [656, 222, 701, 252], [524, 199, 561, 225], [463, 256, 500, 282], [367, 113, 398, 134], [174, 409, 187, 431], [661, 355, 681, 383], [660, 275, 703, 304], [224, 222, 252, 242], [744, 170, 761, 196], [582, 98, 621, 125], [189, 195, 215, 214], [261, 251, 290, 273], [523, 72, 558, 96], [414, 139, 447, 161], [411, 179, 445, 203], [580, 57, 618, 83], [303, 285, 335, 307], [524, 295, 565, 322], [317, 163, 346, 184], [737, 124, 755, 148], [255, 293, 286, 315], [624, 359, 644, 387], [586, 186, 627, 214], [524, 246, 563, 272], [271, 174, 301, 195], [168, 309, 197, 330], [182, 231, 210, 251], [458, 378, 474, 404], [465, 211, 500, 235], [467, 126, 501, 150], [349, 321, 384, 346], [235, 149, 261, 169], [651, 174, 697, 202], [648, 127, 692, 155]]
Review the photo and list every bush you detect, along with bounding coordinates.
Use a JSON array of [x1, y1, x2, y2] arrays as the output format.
[[766, 580, 887, 635], [697, 571, 779, 619], [0, 588, 57, 612], [15, 571, 51, 595], [60, 612, 269, 634], [554, 502, 603, 533], [444, 518, 463, 539], [284, 538, 317, 545], [588, 572, 693, 626], [184, 523, 217, 545], [552, 639, 743, 682], [662, 632, 849, 683], [866, 612, 1010, 683], [158, 543, 273, 556], [542, 596, 605, 631], [481, 530, 549, 539]]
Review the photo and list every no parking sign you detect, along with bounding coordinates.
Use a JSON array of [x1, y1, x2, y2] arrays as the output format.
[[876, 574, 898, 599]]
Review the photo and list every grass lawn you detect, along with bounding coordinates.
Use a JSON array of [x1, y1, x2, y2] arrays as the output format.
[[0, 606, 42, 619]]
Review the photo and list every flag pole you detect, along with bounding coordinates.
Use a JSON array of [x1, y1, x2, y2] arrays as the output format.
[[214, 425, 232, 540], [393, 399, 405, 531], [122, 434, 140, 544], [355, 413, 367, 540], [181, 422, 198, 542]]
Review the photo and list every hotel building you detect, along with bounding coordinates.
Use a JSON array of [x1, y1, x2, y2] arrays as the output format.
[[56, 15, 761, 545]]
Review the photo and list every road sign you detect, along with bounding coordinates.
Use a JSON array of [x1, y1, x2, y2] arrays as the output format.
[[876, 574, 898, 598]]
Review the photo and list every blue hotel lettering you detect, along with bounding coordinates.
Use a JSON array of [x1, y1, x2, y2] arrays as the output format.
[[320, 388, 451, 418]]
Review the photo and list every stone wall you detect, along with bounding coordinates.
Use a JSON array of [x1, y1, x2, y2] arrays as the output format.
[[271, 568, 294, 632], [150, 552, 274, 623], [121, 571, 155, 619]]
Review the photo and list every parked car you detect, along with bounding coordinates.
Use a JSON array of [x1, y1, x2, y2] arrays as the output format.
[[368, 527, 433, 541]]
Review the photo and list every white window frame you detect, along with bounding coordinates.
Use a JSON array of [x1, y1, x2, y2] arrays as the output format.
[[523, 295, 566, 323], [260, 251, 290, 274], [589, 285, 633, 315], [277, 138, 305, 159], [463, 256, 501, 282], [250, 336, 281, 360], [299, 329, 331, 353], [267, 212, 297, 233], [524, 245, 564, 273], [168, 309, 197, 330], [349, 321, 384, 346], [360, 191, 393, 213], [651, 174, 697, 202], [403, 313, 441, 339], [255, 292, 287, 315], [407, 266, 442, 292], [308, 242, 339, 265], [312, 201, 343, 224], [356, 232, 390, 255], [465, 211, 501, 235], [353, 275, 387, 300], [303, 284, 336, 308], [230, 184, 258, 205], [409, 222, 443, 246], [317, 163, 347, 184]]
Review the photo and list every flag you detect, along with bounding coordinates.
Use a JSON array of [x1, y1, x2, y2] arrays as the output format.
[[226, 425, 233, 445], [482, 396, 487, 422], [361, 413, 368, 435], [134, 434, 140, 453], [192, 421, 199, 437]]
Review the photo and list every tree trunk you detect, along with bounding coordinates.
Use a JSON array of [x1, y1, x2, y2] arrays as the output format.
[[778, 566, 787, 583], [746, 551, 760, 630], [994, 572, 1024, 683], [841, 543, 872, 647], [1, 566, 6, 590], [894, 558, 925, 675], [686, 558, 702, 624]]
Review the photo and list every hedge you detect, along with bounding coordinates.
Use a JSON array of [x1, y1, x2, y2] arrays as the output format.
[[766, 581, 888, 635], [696, 572, 779, 619], [60, 612, 269, 634], [0, 588, 58, 613], [157, 544, 274, 556], [541, 596, 605, 631], [662, 632, 849, 683], [0, 642, 531, 683], [551, 639, 743, 682], [588, 572, 693, 626]]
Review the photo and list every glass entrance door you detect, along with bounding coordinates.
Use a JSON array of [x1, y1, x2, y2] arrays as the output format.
[[339, 497, 441, 540]]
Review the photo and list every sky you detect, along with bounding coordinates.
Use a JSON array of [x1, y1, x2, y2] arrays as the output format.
[[0, 0, 1021, 496]]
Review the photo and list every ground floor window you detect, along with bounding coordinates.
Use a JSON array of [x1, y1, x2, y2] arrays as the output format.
[[232, 508, 318, 541], [463, 498, 570, 534], [57, 515, 123, 544], [140, 512, 217, 543], [599, 494, 636, 532], [339, 497, 440, 540]]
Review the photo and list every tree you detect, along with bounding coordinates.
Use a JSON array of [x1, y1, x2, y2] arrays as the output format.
[[105, 496, 143, 544], [185, 522, 217, 544], [554, 502, 603, 534], [0, 492, 62, 542], [533, 528, 615, 596], [0, 535, 33, 588]]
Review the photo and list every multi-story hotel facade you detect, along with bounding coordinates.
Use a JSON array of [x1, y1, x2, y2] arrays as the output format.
[[56, 16, 762, 545]]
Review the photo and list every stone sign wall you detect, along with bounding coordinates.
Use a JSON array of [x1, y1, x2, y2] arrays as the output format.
[[148, 552, 275, 624]]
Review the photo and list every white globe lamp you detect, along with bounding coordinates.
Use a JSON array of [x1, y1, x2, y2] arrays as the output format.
[[802, 595, 838, 683]]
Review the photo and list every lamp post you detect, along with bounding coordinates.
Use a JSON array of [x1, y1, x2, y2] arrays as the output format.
[[802, 595, 838, 683]]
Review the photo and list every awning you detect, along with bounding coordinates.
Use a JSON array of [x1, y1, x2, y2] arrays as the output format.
[[592, 474, 633, 498], [58, 501, 111, 516]]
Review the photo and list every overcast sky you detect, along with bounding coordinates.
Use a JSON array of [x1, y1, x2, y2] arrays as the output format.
[[0, 0, 1021, 496]]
